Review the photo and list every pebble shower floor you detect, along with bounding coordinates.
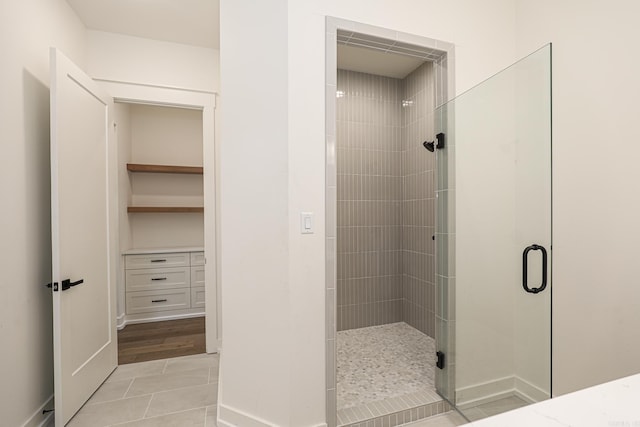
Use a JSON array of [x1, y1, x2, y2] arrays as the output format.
[[337, 322, 449, 426]]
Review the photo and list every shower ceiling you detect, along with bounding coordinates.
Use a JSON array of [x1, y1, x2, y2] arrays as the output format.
[[337, 30, 445, 78]]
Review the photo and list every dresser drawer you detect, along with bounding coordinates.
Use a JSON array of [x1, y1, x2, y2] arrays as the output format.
[[191, 286, 205, 309], [125, 267, 190, 292], [125, 253, 189, 270], [126, 288, 190, 314], [191, 266, 205, 287], [190, 252, 205, 266]]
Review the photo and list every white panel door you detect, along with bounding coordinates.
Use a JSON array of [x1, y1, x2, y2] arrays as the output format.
[[50, 48, 117, 426]]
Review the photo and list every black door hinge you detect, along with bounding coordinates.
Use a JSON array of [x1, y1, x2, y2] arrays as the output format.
[[436, 351, 445, 369]]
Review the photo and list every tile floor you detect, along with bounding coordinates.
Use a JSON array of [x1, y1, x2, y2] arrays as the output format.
[[67, 353, 219, 427], [458, 396, 529, 422], [337, 322, 436, 409], [396, 395, 529, 427], [69, 351, 525, 427], [337, 323, 443, 426], [401, 411, 467, 427]]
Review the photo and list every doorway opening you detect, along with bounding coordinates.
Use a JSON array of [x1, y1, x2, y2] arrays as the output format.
[[98, 78, 218, 365], [326, 20, 456, 427], [50, 51, 218, 426], [326, 18, 552, 427], [113, 102, 206, 364]]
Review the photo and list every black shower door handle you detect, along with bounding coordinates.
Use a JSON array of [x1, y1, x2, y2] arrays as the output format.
[[522, 244, 548, 294]]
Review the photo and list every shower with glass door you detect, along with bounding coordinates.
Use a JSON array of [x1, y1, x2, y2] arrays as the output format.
[[327, 23, 552, 427]]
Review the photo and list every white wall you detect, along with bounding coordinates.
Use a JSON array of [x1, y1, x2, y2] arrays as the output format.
[[87, 30, 219, 92], [0, 1, 87, 425], [128, 105, 205, 249], [219, 1, 517, 425], [218, 0, 293, 425], [455, 46, 553, 405], [454, 70, 518, 402], [515, 0, 640, 396]]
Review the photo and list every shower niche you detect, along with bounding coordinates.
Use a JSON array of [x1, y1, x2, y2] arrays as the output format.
[[327, 22, 551, 427]]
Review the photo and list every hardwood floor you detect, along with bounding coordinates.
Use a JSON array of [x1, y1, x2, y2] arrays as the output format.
[[118, 317, 205, 364]]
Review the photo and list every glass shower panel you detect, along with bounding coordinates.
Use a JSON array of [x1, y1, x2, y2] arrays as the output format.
[[435, 45, 552, 420]]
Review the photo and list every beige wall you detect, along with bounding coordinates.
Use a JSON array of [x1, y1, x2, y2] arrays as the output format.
[[0, 0, 87, 425]]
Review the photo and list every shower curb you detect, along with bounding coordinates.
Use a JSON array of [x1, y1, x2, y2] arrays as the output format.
[[339, 399, 451, 427]]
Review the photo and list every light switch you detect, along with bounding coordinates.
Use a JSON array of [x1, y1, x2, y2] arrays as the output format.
[[300, 212, 314, 234]]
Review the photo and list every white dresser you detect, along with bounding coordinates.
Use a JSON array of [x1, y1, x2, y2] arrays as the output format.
[[123, 248, 205, 322]]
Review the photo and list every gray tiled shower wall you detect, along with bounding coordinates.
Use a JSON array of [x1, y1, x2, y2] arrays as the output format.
[[402, 63, 436, 336], [336, 64, 436, 337]]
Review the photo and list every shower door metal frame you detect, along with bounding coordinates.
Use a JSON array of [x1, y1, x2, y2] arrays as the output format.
[[325, 17, 456, 427]]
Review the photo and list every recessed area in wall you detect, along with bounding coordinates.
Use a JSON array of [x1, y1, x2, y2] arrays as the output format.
[[326, 20, 456, 427], [114, 101, 207, 359], [117, 103, 205, 250], [334, 41, 445, 426]]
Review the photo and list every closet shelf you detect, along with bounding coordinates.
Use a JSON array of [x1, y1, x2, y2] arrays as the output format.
[[127, 206, 204, 213], [127, 163, 203, 175]]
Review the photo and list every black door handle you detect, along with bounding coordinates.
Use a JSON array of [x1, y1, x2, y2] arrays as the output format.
[[46, 278, 84, 291], [61, 278, 84, 291], [522, 244, 547, 294]]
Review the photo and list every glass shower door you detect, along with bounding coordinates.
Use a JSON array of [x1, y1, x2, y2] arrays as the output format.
[[434, 45, 552, 420]]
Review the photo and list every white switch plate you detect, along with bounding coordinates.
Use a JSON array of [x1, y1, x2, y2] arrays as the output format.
[[300, 212, 314, 234]]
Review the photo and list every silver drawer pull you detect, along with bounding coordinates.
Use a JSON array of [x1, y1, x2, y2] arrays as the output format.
[[151, 277, 167, 281], [151, 299, 168, 303], [150, 259, 167, 263]]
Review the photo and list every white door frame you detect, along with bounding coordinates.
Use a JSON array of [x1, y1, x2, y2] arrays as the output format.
[[95, 79, 220, 352], [324, 17, 456, 427]]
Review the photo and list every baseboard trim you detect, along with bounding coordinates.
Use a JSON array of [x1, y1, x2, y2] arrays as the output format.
[[119, 311, 205, 329], [514, 376, 548, 403], [117, 313, 126, 330], [457, 375, 550, 409], [218, 404, 273, 427], [21, 395, 54, 427], [217, 403, 328, 427], [456, 376, 514, 408]]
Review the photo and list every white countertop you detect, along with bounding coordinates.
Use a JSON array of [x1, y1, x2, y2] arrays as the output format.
[[469, 373, 640, 426], [122, 246, 204, 255]]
